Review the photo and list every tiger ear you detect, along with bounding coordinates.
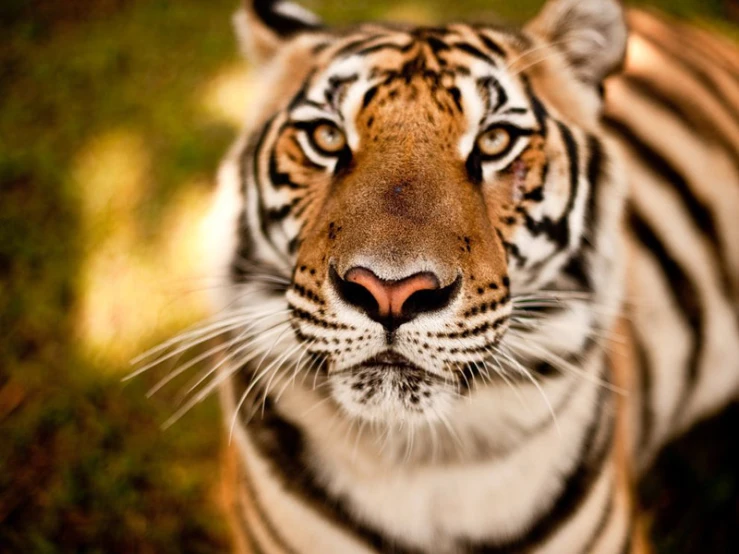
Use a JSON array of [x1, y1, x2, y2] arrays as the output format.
[[234, 0, 324, 65], [525, 0, 628, 85]]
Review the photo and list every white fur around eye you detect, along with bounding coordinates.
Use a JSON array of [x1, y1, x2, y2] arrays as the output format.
[[296, 131, 340, 168], [480, 137, 532, 182]]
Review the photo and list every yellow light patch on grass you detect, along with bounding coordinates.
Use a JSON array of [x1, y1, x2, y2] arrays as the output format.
[[200, 63, 257, 129], [73, 129, 148, 227], [73, 129, 214, 368]]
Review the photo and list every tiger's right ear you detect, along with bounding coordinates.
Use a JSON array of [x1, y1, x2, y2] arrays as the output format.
[[234, 0, 324, 65]]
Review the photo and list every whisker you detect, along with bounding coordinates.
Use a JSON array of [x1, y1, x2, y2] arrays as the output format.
[[494, 344, 561, 437], [273, 340, 317, 404], [128, 306, 289, 369], [161, 323, 292, 429], [173, 319, 293, 400], [505, 339, 625, 396], [260, 342, 308, 418]]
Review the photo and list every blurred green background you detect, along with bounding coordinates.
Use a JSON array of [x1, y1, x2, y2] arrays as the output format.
[[0, 1, 737, 552]]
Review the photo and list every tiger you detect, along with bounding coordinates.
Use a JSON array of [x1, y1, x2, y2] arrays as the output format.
[[197, 0, 739, 552]]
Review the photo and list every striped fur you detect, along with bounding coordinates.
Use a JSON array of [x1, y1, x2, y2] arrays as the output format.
[[202, 1, 739, 552]]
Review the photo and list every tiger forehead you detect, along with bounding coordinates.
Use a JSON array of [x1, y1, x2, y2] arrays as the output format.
[[301, 27, 529, 142], [307, 25, 525, 106]]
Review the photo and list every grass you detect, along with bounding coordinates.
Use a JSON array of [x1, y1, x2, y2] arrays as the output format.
[[0, 0, 736, 551]]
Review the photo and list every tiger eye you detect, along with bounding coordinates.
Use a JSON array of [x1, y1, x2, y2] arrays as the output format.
[[477, 126, 512, 158], [312, 123, 347, 154]]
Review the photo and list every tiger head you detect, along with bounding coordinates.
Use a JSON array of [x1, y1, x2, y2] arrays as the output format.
[[212, 0, 628, 431]]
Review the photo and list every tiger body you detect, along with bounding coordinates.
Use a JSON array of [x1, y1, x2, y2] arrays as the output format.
[[204, 1, 739, 552]]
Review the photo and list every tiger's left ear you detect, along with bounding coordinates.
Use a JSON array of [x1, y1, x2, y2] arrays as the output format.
[[234, 0, 324, 65], [525, 0, 628, 85]]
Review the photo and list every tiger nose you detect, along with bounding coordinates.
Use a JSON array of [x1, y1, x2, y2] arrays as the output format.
[[330, 266, 458, 331]]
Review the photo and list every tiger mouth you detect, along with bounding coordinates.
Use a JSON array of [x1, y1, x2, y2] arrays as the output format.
[[351, 349, 425, 374], [339, 350, 447, 383]]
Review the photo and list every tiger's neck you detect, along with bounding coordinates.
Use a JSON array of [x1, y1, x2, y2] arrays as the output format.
[[222, 334, 637, 553]]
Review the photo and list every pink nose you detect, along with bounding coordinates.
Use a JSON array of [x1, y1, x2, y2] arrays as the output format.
[[344, 267, 440, 319]]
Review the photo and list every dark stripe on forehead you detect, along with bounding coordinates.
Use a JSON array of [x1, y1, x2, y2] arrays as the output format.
[[425, 35, 451, 53], [356, 40, 416, 56], [522, 77, 549, 137], [476, 31, 508, 59], [362, 85, 379, 109], [477, 76, 508, 114], [325, 73, 359, 109], [453, 42, 497, 65], [333, 34, 387, 58]]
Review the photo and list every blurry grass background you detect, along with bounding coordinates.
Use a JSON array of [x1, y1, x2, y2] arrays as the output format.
[[0, 0, 737, 552]]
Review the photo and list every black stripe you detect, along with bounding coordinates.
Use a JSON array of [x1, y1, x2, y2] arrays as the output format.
[[231, 435, 263, 554], [241, 369, 611, 554], [362, 85, 379, 109], [238, 450, 298, 554], [579, 483, 614, 554], [244, 398, 423, 554], [631, 16, 739, 82], [253, 117, 292, 265], [265, 197, 299, 224], [631, 324, 654, 455], [489, 76, 508, 112], [557, 120, 580, 228], [425, 35, 451, 53], [562, 252, 593, 292], [522, 77, 548, 137], [453, 42, 496, 64], [522, 212, 569, 249], [584, 134, 604, 245], [604, 116, 735, 303], [268, 151, 305, 189], [628, 208, 704, 409], [477, 31, 507, 59], [465, 377, 614, 553], [334, 35, 385, 58], [519, 121, 579, 251], [232, 143, 257, 284], [637, 31, 739, 129], [355, 41, 415, 56], [621, 74, 739, 173]]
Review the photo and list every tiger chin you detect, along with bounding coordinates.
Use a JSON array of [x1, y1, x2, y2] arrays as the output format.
[[201, 1, 739, 553]]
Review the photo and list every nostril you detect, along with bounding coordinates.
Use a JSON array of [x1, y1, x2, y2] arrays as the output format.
[[330, 266, 461, 331], [329, 267, 381, 316], [402, 279, 461, 320], [345, 267, 394, 317]]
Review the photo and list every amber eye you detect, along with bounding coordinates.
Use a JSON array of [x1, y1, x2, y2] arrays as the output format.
[[477, 126, 512, 158], [311, 122, 347, 155]]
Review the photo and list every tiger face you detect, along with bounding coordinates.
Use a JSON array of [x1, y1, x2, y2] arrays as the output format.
[[220, 0, 627, 429]]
